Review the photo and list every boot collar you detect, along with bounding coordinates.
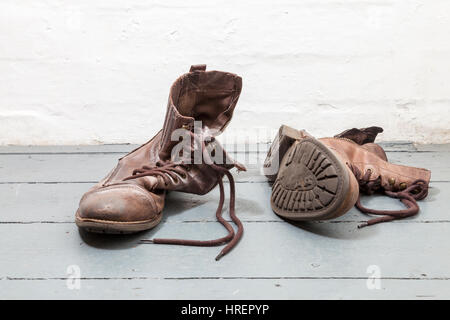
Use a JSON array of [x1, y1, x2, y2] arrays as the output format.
[[159, 65, 242, 160]]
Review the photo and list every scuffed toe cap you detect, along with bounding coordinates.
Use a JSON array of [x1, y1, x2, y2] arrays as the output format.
[[77, 184, 164, 223]]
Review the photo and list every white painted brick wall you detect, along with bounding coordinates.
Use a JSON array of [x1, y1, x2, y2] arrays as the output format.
[[1, 0, 449, 145]]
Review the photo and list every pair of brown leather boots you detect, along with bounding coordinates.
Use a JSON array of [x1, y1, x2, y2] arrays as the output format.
[[75, 65, 431, 260]]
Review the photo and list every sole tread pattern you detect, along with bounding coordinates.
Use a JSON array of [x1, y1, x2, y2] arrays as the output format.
[[271, 138, 347, 220]]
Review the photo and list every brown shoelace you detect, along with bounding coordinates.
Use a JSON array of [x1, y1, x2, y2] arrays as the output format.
[[348, 164, 428, 228], [123, 132, 245, 261]]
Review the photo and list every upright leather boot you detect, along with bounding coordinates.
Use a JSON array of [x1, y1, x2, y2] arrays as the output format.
[[264, 125, 431, 227], [76, 65, 244, 259]]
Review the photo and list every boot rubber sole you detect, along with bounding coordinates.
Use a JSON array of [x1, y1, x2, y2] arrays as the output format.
[[75, 210, 163, 234], [271, 137, 349, 221]]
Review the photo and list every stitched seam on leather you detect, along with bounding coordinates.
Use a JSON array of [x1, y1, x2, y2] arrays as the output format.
[[76, 213, 162, 225], [104, 135, 161, 185], [352, 162, 430, 181], [103, 160, 121, 186], [218, 76, 240, 133], [119, 131, 161, 161]]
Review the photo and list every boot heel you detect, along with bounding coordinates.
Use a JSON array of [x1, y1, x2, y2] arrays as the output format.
[[271, 137, 350, 220], [263, 125, 307, 181], [279, 124, 304, 140]]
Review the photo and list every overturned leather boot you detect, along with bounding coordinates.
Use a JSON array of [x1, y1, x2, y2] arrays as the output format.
[[264, 125, 431, 227], [76, 65, 245, 259]]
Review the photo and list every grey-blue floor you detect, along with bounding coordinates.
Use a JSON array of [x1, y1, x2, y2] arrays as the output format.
[[0, 142, 449, 299]]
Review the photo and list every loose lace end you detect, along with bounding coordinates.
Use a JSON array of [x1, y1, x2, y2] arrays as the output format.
[[215, 251, 225, 261], [357, 222, 369, 229], [139, 239, 154, 243]]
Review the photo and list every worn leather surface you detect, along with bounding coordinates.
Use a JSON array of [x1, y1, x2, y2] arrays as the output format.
[[334, 126, 384, 145], [77, 132, 164, 223], [320, 138, 431, 192], [361, 143, 388, 161], [77, 65, 242, 224], [333, 126, 388, 162], [330, 162, 360, 219]]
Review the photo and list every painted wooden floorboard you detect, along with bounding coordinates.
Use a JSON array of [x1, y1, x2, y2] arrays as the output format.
[[0, 150, 448, 183], [1, 278, 448, 300], [0, 141, 424, 154], [0, 143, 447, 299], [0, 152, 263, 183], [0, 182, 446, 223], [416, 143, 450, 152], [1, 222, 449, 279]]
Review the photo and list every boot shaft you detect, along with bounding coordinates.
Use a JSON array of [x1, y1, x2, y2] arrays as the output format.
[[104, 65, 243, 191], [159, 64, 242, 161], [319, 137, 431, 193]]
